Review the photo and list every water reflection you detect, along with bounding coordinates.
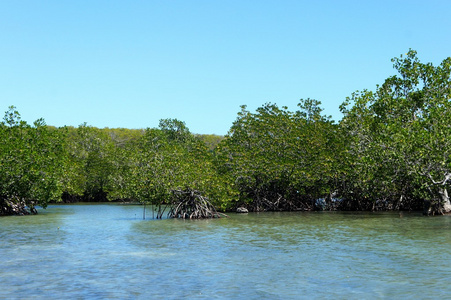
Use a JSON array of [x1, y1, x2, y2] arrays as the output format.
[[1, 205, 451, 299]]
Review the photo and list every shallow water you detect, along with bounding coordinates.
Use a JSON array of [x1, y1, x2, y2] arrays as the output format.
[[1, 204, 451, 299]]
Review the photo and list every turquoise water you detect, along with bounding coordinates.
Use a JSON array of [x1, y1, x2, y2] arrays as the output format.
[[1, 204, 451, 299]]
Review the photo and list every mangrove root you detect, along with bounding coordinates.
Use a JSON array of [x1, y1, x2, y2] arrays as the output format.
[[168, 189, 228, 219]]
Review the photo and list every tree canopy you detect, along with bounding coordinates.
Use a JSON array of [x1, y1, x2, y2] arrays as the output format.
[[1, 50, 450, 216]]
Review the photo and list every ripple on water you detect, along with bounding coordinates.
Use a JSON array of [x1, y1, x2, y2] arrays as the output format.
[[1, 207, 451, 299]]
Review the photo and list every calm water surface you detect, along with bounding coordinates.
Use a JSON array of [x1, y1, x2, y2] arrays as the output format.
[[1, 204, 451, 299]]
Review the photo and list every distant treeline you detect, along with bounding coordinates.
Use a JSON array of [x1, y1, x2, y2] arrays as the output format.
[[1, 50, 451, 216]]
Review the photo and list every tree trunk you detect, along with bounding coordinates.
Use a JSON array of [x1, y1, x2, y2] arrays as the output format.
[[425, 173, 451, 215], [439, 187, 451, 213]]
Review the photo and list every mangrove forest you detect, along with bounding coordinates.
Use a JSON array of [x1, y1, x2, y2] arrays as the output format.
[[1, 50, 451, 216]]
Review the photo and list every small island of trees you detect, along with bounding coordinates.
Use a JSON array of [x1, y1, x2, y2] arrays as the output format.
[[1, 50, 451, 216]]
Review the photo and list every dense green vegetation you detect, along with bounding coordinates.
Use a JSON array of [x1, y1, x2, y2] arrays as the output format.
[[1, 50, 450, 216]]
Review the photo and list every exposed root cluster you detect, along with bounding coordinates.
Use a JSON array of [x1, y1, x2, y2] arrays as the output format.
[[0, 197, 37, 216], [168, 189, 227, 219]]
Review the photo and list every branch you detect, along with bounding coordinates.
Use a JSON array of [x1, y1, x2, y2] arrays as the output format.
[[427, 172, 451, 185]]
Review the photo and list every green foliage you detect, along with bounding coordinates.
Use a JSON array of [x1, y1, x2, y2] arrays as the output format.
[[340, 49, 451, 213], [195, 134, 224, 151], [0, 106, 66, 211], [217, 101, 341, 211], [125, 121, 236, 211], [61, 124, 142, 202], [2, 49, 450, 216]]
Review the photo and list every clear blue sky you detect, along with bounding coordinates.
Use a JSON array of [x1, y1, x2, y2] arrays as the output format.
[[1, 0, 450, 135]]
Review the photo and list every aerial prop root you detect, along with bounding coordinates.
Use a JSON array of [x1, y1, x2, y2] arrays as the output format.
[[168, 188, 228, 219]]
